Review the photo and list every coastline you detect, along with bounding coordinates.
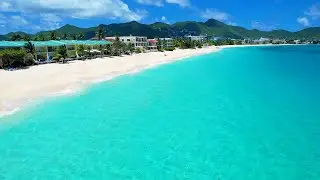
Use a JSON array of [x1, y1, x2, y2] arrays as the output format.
[[0, 43, 311, 117], [0, 46, 219, 117]]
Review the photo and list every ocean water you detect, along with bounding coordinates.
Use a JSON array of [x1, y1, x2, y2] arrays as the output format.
[[0, 45, 320, 179]]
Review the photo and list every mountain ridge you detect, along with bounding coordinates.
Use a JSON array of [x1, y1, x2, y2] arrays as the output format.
[[1, 19, 319, 40]]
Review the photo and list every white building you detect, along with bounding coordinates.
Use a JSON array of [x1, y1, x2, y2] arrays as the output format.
[[185, 35, 207, 41], [104, 35, 148, 49], [147, 39, 158, 51], [159, 38, 174, 48], [120, 36, 147, 49], [253, 37, 270, 44]]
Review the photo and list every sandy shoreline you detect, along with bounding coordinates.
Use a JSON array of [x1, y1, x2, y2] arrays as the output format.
[[1, 44, 309, 117], [0, 46, 219, 117]]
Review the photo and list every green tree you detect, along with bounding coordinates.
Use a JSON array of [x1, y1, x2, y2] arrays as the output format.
[[23, 35, 31, 41], [98, 45, 105, 57], [113, 36, 122, 56], [96, 27, 104, 40], [196, 41, 202, 48], [38, 34, 46, 41], [62, 33, 68, 40], [0, 49, 26, 68], [24, 41, 36, 55], [77, 32, 84, 40], [163, 39, 167, 49], [156, 38, 162, 51], [85, 45, 92, 58], [104, 44, 112, 55], [54, 45, 67, 63], [50, 31, 57, 40], [134, 48, 142, 54], [23, 53, 35, 66], [10, 34, 22, 41], [77, 45, 85, 57], [126, 43, 134, 54]]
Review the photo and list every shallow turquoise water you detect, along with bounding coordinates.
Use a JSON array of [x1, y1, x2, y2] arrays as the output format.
[[0, 45, 320, 179]]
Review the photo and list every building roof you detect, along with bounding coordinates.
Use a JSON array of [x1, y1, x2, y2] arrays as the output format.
[[0, 40, 112, 48], [147, 39, 158, 43]]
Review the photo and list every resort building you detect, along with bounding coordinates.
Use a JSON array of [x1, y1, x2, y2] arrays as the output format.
[[272, 39, 287, 44], [147, 39, 158, 51], [159, 38, 174, 48], [185, 35, 207, 42], [210, 37, 227, 41], [105, 35, 148, 49], [253, 37, 270, 44]]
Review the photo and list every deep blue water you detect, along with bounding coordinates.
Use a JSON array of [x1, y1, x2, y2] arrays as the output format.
[[0, 45, 320, 179]]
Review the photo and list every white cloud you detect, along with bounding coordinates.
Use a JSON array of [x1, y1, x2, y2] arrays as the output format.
[[11, 15, 28, 26], [304, 3, 320, 19], [0, 13, 6, 25], [0, 15, 29, 31], [166, 0, 190, 7], [39, 14, 63, 31], [2, 0, 146, 21], [161, 16, 166, 21], [297, 17, 310, 26], [0, 1, 15, 12], [201, 9, 230, 21], [136, 0, 163, 7], [251, 21, 276, 31], [136, 0, 190, 7], [40, 13, 63, 23]]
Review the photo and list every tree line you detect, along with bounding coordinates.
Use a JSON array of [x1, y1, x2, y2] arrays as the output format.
[[9, 31, 85, 41]]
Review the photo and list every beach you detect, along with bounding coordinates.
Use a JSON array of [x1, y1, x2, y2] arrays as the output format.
[[0, 46, 218, 116], [1, 45, 319, 179]]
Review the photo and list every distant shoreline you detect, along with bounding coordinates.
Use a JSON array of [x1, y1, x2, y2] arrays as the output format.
[[220, 43, 311, 49], [0, 46, 219, 117]]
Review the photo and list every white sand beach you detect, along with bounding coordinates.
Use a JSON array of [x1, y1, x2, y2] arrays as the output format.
[[0, 46, 219, 116]]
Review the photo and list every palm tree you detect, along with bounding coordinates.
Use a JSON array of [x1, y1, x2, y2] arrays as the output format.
[[105, 44, 112, 55], [85, 45, 92, 58], [126, 43, 134, 54], [163, 39, 167, 49], [24, 41, 35, 55], [156, 38, 162, 51], [96, 27, 104, 40], [77, 45, 85, 57], [56, 45, 68, 63], [113, 36, 122, 56], [50, 31, 57, 40]]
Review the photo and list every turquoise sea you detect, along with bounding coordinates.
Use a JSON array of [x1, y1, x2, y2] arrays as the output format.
[[0, 45, 320, 179]]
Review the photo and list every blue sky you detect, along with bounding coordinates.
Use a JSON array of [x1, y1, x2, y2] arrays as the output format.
[[0, 0, 319, 34]]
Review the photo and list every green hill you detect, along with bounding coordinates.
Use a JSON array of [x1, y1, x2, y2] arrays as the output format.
[[295, 27, 320, 38], [1, 19, 319, 40], [0, 35, 5, 40], [149, 22, 171, 29]]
